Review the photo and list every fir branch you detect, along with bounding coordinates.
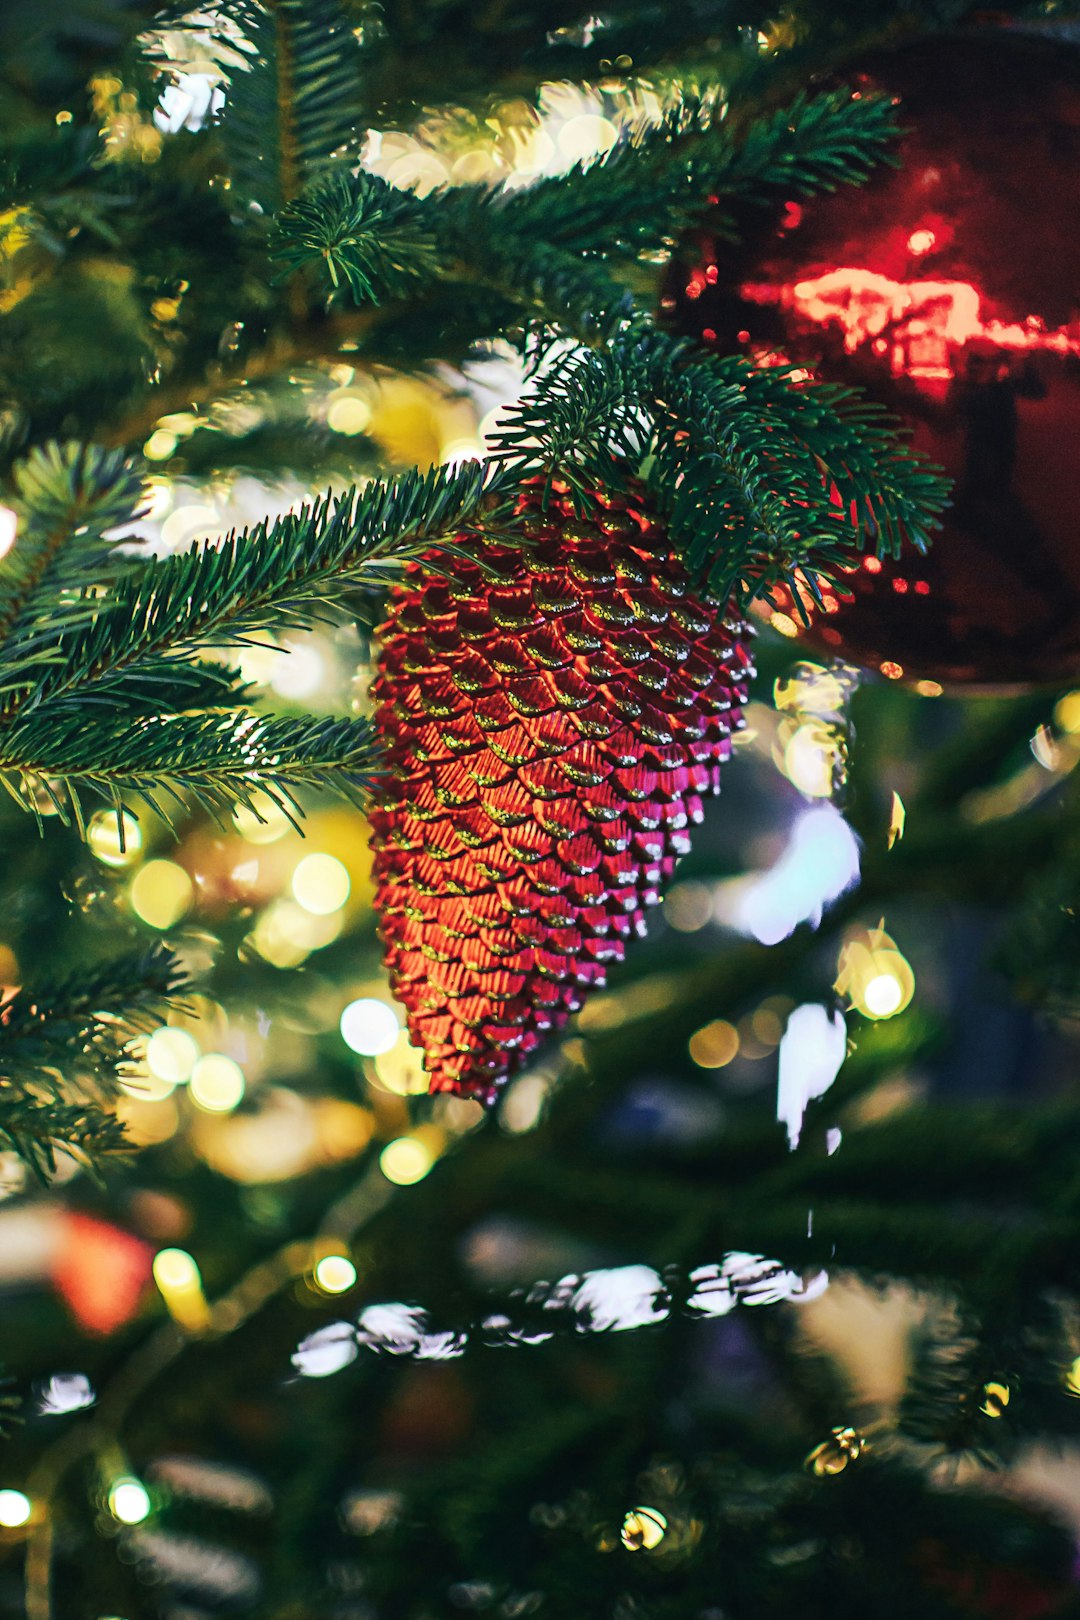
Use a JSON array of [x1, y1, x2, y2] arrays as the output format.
[[272, 170, 632, 336], [99, 304, 382, 456], [11, 658, 250, 720], [0, 944, 186, 1084], [272, 171, 442, 303], [0, 348, 945, 758], [0, 942, 187, 1178], [896, 1313, 1031, 1467], [0, 460, 494, 714], [486, 334, 949, 602], [270, 86, 899, 332], [485, 345, 649, 502], [171, 413, 381, 484], [471, 86, 903, 261], [0, 1092, 131, 1182], [456, 241, 634, 347], [212, 0, 367, 213], [0, 441, 147, 644], [0, 122, 106, 215], [8, 440, 144, 541], [643, 345, 949, 605], [0, 707, 379, 829]]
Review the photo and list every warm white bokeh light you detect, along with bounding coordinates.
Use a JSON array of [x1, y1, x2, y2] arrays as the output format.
[[152, 1248, 201, 1294], [863, 973, 904, 1018], [87, 810, 142, 868], [130, 860, 194, 928], [146, 1027, 199, 1086], [379, 1137, 433, 1186], [0, 1491, 31, 1528], [313, 1255, 358, 1295], [292, 853, 350, 915], [108, 1478, 151, 1525], [189, 1054, 245, 1113], [340, 998, 399, 1056]]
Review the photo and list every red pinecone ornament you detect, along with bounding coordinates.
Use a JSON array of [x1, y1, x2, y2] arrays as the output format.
[[369, 480, 753, 1104]]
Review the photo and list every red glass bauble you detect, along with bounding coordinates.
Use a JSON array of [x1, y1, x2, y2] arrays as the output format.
[[51, 1211, 153, 1336], [665, 31, 1080, 687]]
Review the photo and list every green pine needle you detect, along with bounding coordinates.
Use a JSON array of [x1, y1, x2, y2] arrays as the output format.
[[272, 171, 442, 302], [0, 942, 188, 1180], [211, 0, 368, 212]]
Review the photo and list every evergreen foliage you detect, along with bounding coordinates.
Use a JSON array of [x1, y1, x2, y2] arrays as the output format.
[[210, 0, 368, 213], [0, 943, 185, 1178], [0, 53, 949, 854], [0, 3, 1079, 1617]]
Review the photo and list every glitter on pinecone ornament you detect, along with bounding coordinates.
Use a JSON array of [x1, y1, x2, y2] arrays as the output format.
[[369, 481, 753, 1104]]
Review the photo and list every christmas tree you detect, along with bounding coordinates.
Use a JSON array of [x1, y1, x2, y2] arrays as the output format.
[[1, 2, 1080, 1616]]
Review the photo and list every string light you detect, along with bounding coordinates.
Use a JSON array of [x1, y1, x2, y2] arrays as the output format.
[[0, 1490, 31, 1528], [620, 1507, 667, 1551], [379, 1136, 434, 1185], [326, 393, 372, 435], [863, 973, 903, 1017], [806, 1425, 864, 1476], [152, 1247, 200, 1292], [87, 810, 142, 868], [159, 503, 216, 551], [291, 853, 350, 915], [664, 880, 713, 933], [190, 1092, 373, 1183], [189, 1054, 245, 1113], [232, 797, 292, 844], [236, 641, 280, 687], [143, 429, 177, 460], [751, 1003, 788, 1045], [250, 898, 342, 967], [1030, 723, 1060, 771], [1055, 691, 1080, 734], [772, 660, 858, 801], [688, 1019, 739, 1069], [291, 1322, 358, 1377], [145, 1027, 199, 1086], [980, 1380, 1011, 1418], [777, 1004, 847, 1149], [107, 1477, 152, 1525], [115, 1094, 180, 1146], [340, 998, 399, 1056], [498, 1070, 553, 1133], [269, 640, 325, 700], [153, 1248, 210, 1331], [906, 227, 936, 255], [0, 506, 15, 559], [249, 902, 311, 968], [313, 1254, 358, 1295], [118, 1064, 178, 1104], [36, 1373, 95, 1415], [556, 113, 617, 162], [887, 792, 906, 849], [373, 1030, 429, 1095], [732, 805, 860, 946], [130, 860, 193, 928], [385, 149, 450, 195], [835, 926, 915, 1021], [783, 721, 842, 798]]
